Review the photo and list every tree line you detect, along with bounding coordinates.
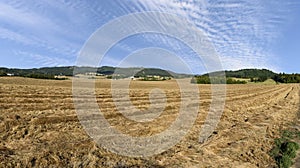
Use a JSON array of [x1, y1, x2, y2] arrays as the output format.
[[272, 73, 300, 83], [0, 66, 193, 79], [191, 76, 246, 84], [192, 69, 300, 84], [1, 67, 300, 83]]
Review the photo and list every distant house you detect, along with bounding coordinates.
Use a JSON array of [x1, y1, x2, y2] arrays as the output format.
[[130, 76, 140, 80], [85, 72, 97, 76], [130, 75, 170, 81], [96, 73, 104, 76], [7, 73, 14, 76], [131, 76, 143, 80]]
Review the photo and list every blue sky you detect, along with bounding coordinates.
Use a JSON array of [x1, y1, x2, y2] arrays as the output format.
[[0, 0, 299, 74]]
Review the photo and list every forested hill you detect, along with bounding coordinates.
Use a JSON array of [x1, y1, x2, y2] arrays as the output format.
[[0, 66, 192, 79], [197, 69, 300, 83], [202, 69, 276, 79], [225, 69, 276, 79], [1, 66, 299, 83]]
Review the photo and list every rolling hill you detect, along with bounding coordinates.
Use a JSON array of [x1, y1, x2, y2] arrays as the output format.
[[1, 66, 299, 83], [0, 66, 192, 79]]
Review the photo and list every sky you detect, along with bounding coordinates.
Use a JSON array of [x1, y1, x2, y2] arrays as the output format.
[[0, 0, 299, 74]]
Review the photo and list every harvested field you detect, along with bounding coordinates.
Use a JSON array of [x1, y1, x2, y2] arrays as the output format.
[[0, 77, 299, 167]]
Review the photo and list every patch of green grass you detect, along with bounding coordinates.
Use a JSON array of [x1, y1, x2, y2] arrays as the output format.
[[270, 130, 300, 168], [262, 79, 277, 85], [247, 78, 277, 84]]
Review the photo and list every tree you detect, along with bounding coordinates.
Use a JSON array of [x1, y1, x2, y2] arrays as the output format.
[[0, 70, 7, 76]]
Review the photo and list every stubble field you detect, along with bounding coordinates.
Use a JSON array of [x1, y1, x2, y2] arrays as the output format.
[[0, 77, 299, 167]]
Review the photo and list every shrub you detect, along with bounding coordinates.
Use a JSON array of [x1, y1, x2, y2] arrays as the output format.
[[226, 78, 247, 84], [0, 70, 7, 76], [270, 130, 300, 168]]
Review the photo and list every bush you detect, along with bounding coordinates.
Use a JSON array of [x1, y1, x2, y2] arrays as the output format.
[[0, 72, 7, 76], [191, 76, 211, 84], [226, 78, 247, 84], [270, 130, 300, 168], [0, 70, 7, 76]]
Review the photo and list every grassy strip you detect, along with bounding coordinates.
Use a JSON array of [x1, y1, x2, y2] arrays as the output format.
[[269, 130, 300, 168]]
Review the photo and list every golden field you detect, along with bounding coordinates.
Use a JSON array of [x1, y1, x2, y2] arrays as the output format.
[[0, 77, 299, 167]]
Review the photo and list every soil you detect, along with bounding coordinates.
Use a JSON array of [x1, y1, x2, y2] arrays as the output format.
[[0, 77, 299, 167]]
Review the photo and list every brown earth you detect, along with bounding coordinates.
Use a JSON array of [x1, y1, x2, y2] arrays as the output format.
[[0, 77, 299, 167]]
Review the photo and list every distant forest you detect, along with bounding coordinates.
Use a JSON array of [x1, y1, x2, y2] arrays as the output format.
[[0, 66, 299, 83], [192, 69, 300, 84], [0, 66, 191, 80]]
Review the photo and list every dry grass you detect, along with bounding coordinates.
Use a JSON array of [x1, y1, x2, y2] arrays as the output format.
[[0, 77, 299, 167]]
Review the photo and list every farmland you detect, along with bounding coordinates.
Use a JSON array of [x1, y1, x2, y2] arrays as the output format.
[[0, 77, 299, 167]]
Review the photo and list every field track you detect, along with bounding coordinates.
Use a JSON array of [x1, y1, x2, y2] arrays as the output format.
[[0, 77, 299, 167]]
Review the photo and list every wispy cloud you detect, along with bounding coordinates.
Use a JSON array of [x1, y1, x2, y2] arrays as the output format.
[[0, 27, 34, 45], [122, 0, 293, 71], [16, 51, 73, 67], [0, 1, 88, 61], [0, 0, 297, 72]]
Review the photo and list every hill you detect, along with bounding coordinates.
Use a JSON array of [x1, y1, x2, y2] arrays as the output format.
[[1, 67, 299, 83], [202, 69, 276, 80], [193, 69, 300, 84], [0, 66, 192, 79]]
